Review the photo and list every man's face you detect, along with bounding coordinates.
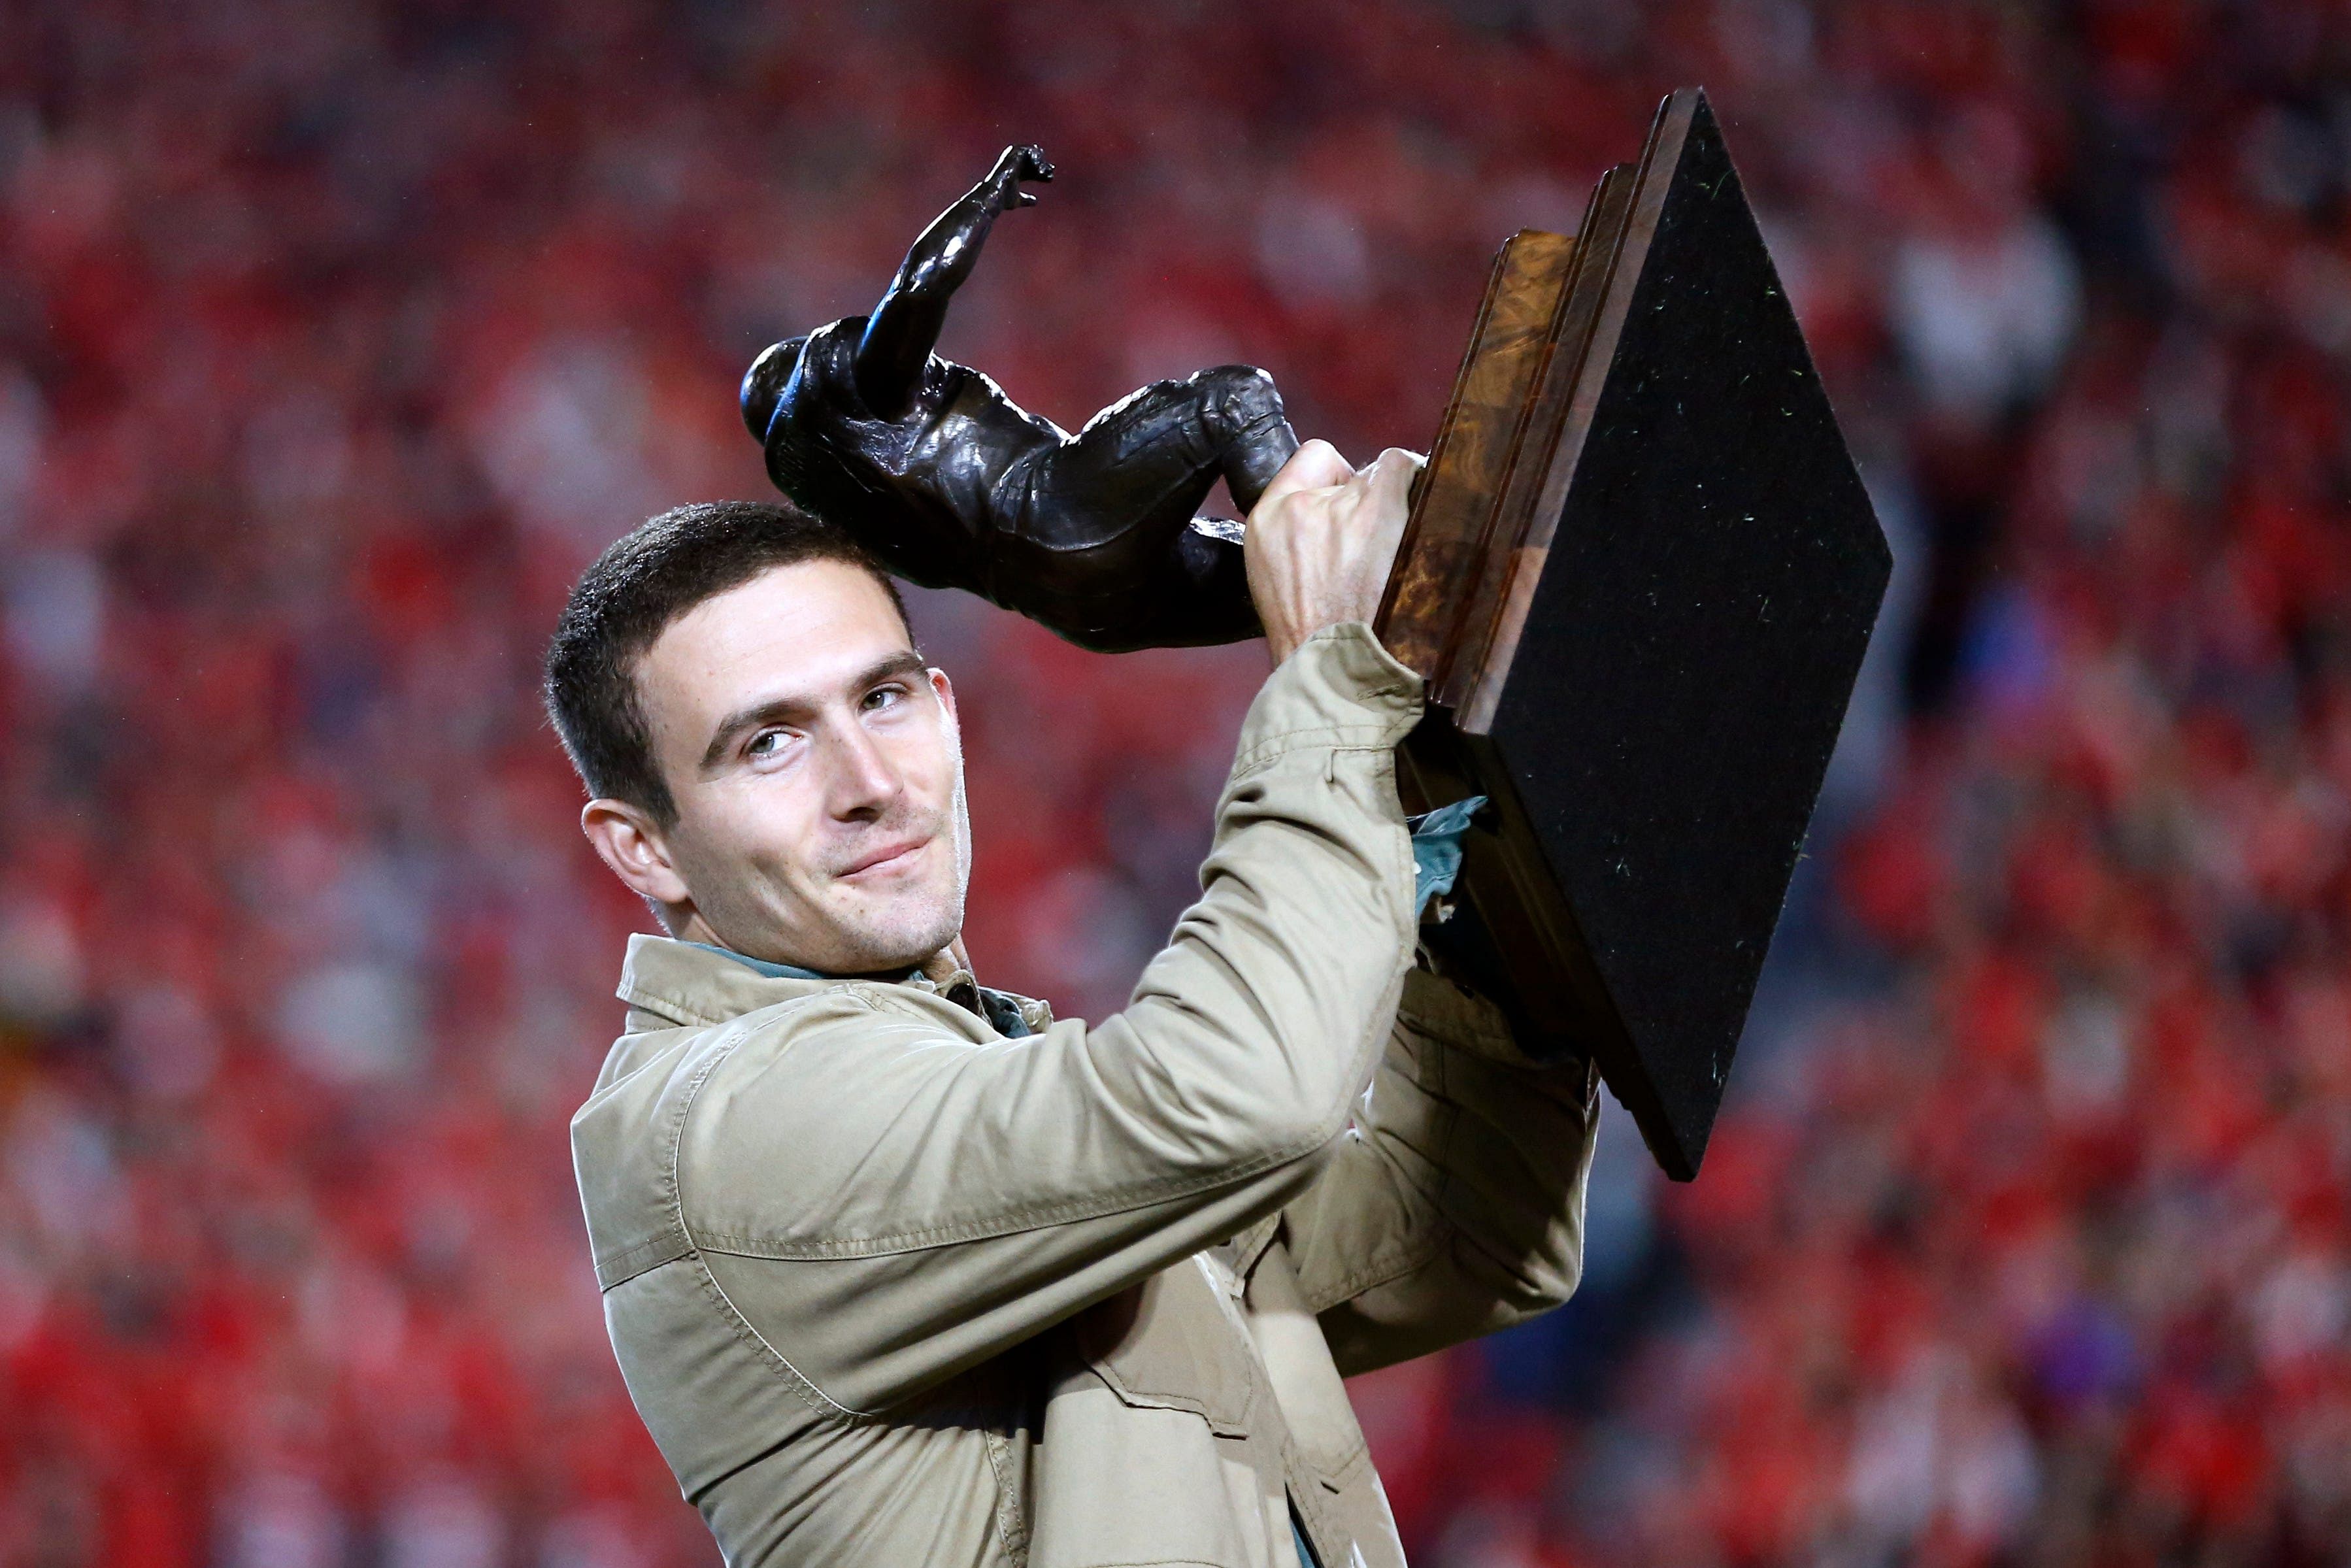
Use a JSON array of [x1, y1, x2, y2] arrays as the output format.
[[605, 560, 969, 975]]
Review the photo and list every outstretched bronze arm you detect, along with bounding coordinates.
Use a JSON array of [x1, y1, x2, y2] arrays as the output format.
[[852, 145, 1055, 417]]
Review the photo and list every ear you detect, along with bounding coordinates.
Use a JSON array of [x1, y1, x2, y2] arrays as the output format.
[[582, 797, 695, 914], [927, 666, 958, 729]]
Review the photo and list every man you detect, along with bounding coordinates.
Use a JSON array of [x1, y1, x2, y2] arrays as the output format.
[[547, 441, 1599, 1568]]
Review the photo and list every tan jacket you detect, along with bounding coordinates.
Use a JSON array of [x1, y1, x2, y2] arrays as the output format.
[[571, 625, 1599, 1568]]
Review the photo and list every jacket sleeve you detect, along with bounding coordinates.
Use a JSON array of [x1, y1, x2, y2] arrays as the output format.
[[667, 624, 1424, 1416], [1274, 960, 1601, 1378]]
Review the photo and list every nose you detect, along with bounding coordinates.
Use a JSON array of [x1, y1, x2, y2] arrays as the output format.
[[822, 715, 904, 823]]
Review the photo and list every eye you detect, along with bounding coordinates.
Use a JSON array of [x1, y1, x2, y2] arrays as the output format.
[[862, 683, 907, 712], [745, 728, 788, 759]]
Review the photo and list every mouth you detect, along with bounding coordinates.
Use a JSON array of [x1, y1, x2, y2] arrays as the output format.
[[838, 835, 931, 880]]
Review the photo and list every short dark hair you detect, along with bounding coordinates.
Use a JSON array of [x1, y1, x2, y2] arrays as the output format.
[[544, 499, 912, 825]]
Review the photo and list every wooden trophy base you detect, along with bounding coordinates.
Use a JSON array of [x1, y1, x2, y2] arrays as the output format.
[[1376, 88, 1892, 1181]]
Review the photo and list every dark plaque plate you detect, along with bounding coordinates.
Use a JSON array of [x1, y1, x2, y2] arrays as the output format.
[[1380, 89, 1892, 1180]]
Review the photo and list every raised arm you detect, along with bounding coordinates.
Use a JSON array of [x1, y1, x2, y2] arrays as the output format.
[[593, 446, 1421, 1415], [853, 144, 1054, 416], [659, 624, 1422, 1412], [1275, 961, 1601, 1376]]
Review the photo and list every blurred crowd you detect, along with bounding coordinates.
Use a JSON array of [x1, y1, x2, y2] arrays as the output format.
[[0, 1, 2345, 1565]]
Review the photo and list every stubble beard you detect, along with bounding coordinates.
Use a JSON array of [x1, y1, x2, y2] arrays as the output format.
[[833, 745, 973, 975]]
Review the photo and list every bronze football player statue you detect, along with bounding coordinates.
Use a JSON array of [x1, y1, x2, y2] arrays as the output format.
[[740, 144, 1299, 653]]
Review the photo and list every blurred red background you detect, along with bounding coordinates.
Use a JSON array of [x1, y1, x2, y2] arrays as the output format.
[[2, 1, 2348, 1563]]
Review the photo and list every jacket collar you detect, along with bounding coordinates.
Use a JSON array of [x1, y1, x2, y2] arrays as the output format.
[[614, 932, 1046, 1037], [616, 933, 828, 1029]]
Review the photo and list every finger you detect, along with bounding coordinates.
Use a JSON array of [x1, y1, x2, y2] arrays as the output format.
[[1254, 438, 1354, 513], [1330, 445, 1416, 516], [1363, 446, 1422, 512]]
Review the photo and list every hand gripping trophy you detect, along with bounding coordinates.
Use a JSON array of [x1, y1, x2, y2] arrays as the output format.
[[739, 99, 1893, 1183], [740, 144, 1296, 653]]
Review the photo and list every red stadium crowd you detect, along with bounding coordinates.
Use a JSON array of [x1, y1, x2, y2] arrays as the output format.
[[0, 1, 2346, 1565]]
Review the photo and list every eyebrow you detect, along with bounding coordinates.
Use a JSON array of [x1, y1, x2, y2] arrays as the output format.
[[697, 650, 929, 773]]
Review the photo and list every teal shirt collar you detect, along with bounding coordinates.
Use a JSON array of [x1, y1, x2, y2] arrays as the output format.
[[685, 941, 1035, 1039], [683, 942, 839, 982]]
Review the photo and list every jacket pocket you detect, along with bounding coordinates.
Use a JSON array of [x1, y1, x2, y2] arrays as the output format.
[[1074, 1256, 1258, 1436]]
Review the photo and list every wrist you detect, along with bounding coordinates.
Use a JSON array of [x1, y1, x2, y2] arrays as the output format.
[[1235, 623, 1423, 769], [1267, 617, 1386, 671]]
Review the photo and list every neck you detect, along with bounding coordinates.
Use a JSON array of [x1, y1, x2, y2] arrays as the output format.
[[669, 910, 970, 984], [918, 939, 972, 986]]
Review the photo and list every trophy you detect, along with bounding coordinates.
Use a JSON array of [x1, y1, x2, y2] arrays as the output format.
[[742, 90, 1892, 1181]]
